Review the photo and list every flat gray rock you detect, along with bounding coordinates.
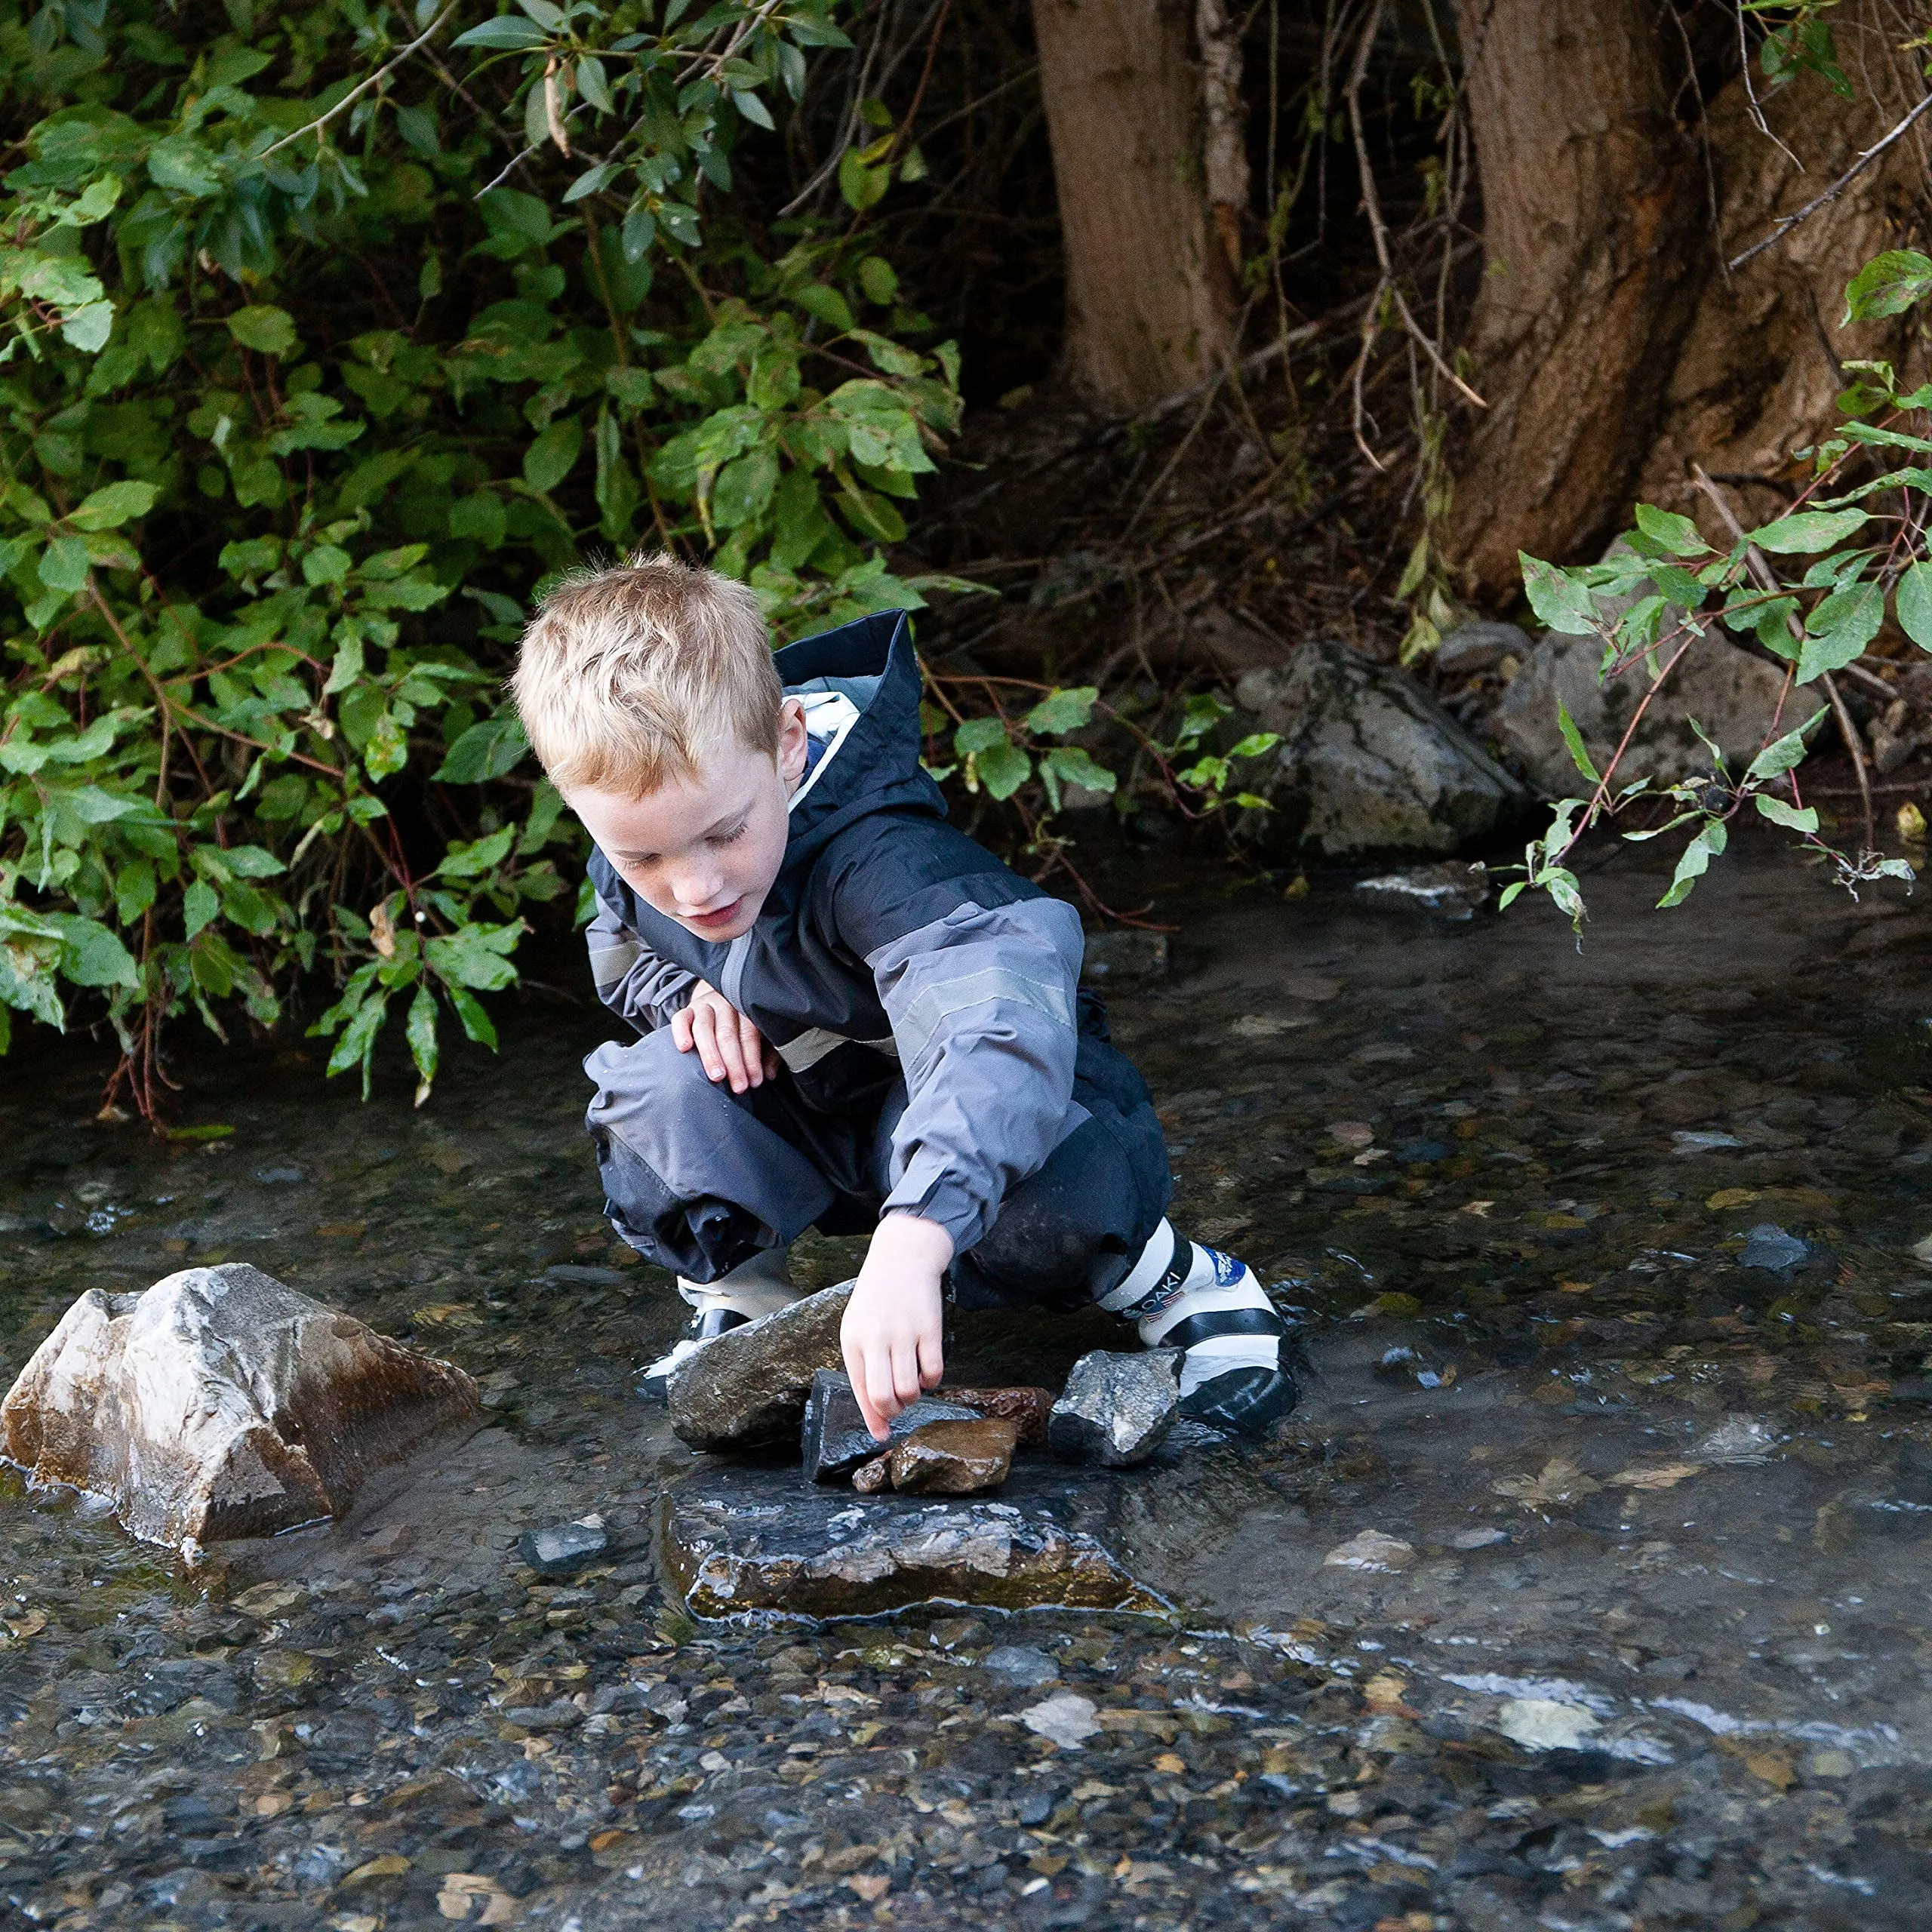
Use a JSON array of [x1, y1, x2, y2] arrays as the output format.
[[981, 1643, 1060, 1687], [661, 1464, 1164, 1621], [1048, 1349, 1182, 1468], [667, 1282, 853, 1451]]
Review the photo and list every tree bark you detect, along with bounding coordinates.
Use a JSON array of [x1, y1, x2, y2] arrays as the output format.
[[1635, 9, 1930, 539], [1029, 0, 1238, 412], [1447, 0, 1929, 596], [1445, 0, 1707, 598]]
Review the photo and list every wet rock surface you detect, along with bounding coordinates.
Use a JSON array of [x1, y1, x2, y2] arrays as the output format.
[[1353, 860, 1491, 918], [662, 1463, 1164, 1620], [0, 1263, 477, 1550], [6, 847, 1932, 1929], [666, 1283, 852, 1451], [799, 1371, 978, 1482], [1049, 1349, 1182, 1466], [1236, 640, 1528, 857], [887, 1417, 1018, 1494]]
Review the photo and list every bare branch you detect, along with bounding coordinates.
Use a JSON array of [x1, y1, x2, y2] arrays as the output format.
[[260, 3, 460, 160], [1728, 91, 1932, 272]]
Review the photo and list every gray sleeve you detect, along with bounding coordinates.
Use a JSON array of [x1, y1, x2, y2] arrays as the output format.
[[586, 896, 697, 1035], [864, 895, 1084, 1254]]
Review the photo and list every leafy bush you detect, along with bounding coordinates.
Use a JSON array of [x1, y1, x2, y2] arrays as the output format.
[[1501, 248, 1932, 926], [0, 0, 967, 1113]]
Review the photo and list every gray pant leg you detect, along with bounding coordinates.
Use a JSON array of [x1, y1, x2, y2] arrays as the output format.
[[585, 1030, 837, 1282]]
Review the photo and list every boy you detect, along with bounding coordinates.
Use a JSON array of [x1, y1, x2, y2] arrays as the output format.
[[512, 556, 1294, 1443]]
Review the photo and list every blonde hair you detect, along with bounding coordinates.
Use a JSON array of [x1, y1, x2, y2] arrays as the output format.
[[510, 555, 782, 795]]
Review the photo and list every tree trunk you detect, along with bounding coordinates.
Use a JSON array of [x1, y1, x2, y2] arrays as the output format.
[[1447, 0, 1929, 596], [1635, 10, 1930, 539], [1445, 0, 1707, 598], [1030, 0, 1238, 412]]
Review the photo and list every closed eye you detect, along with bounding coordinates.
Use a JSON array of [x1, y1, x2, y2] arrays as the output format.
[[710, 821, 749, 845]]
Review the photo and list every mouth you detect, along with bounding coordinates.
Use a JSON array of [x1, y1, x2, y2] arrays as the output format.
[[684, 898, 746, 934]]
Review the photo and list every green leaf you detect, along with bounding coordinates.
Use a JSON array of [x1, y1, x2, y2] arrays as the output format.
[[1749, 508, 1869, 554], [1024, 687, 1097, 736], [1556, 700, 1601, 786], [445, 984, 499, 1050], [435, 716, 530, 783], [406, 985, 438, 1103], [46, 915, 138, 989], [838, 145, 891, 211], [183, 878, 219, 940], [454, 16, 549, 45], [524, 417, 583, 493], [303, 545, 352, 586], [37, 536, 91, 593], [953, 716, 1009, 758], [1798, 579, 1884, 683], [327, 989, 390, 1100], [68, 481, 158, 531], [1744, 708, 1827, 781], [1754, 794, 1820, 833], [60, 303, 113, 352], [147, 133, 223, 198], [1041, 745, 1116, 794], [1897, 559, 1932, 651], [1844, 248, 1932, 324], [1520, 554, 1601, 636], [973, 740, 1031, 800], [426, 928, 519, 991], [226, 304, 298, 357], [1632, 503, 1708, 557], [1657, 820, 1726, 909]]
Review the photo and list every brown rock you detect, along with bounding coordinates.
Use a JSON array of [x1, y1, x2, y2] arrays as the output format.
[[940, 1386, 1056, 1447], [888, 1417, 1018, 1495], [0, 1264, 479, 1552], [851, 1456, 891, 1494], [667, 1282, 853, 1451]]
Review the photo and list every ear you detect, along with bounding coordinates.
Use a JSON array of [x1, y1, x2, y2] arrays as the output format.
[[776, 697, 810, 787]]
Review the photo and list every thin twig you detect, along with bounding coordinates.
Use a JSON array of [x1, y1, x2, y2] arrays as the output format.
[[261, 2, 460, 158], [1728, 91, 1932, 271]]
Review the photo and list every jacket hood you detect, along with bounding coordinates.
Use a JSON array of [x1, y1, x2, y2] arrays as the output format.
[[773, 609, 944, 872]]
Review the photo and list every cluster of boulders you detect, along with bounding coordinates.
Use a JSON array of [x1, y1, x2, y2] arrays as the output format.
[[666, 1282, 1187, 1497]]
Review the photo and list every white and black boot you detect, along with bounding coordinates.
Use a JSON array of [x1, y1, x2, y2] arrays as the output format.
[[635, 1246, 800, 1400], [1100, 1221, 1296, 1435]]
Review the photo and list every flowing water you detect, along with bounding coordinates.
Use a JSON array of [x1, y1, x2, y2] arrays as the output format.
[[3, 836, 1931, 1930]]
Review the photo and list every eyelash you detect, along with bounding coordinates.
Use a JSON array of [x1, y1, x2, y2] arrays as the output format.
[[712, 823, 748, 845]]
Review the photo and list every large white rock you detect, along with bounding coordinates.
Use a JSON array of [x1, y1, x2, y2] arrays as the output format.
[[0, 1264, 480, 1552]]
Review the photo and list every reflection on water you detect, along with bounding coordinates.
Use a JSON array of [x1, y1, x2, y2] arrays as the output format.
[[3, 842, 1932, 1929]]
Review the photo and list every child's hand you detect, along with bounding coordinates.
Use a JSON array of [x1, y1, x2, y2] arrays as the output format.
[[672, 981, 779, 1093], [841, 1214, 953, 1441]]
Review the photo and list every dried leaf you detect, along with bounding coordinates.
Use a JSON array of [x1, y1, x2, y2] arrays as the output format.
[[1610, 1463, 1702, 1491], [1492, 1457, 1601, 1510]]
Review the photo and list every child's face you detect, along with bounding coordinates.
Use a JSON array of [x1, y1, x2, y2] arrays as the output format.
[[566, 700, 809, 943]]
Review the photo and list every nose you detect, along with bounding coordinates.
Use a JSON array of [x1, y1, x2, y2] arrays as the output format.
[[663, 859, 727, 914]]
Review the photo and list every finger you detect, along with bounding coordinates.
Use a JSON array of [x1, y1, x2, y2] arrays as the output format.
[[738, 1008, 765, 1088], [864, 1352, 904, 1438], [672, 1008, 694, 1053], [916, 1327, 944, 1391], [712, 1011, 750, 1093], [843, 1333, 889, 1441], [764, 1041, 780, 1081], [890, 1336, 923, 1410], [691, 1006, 726, 1083]]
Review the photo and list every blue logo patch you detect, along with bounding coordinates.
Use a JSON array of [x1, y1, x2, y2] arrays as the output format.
[[1207, 1247, 1244, 1287]]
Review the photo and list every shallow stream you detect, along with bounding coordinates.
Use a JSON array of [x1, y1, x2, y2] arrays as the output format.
[[4, 837, 1932, 1930]]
